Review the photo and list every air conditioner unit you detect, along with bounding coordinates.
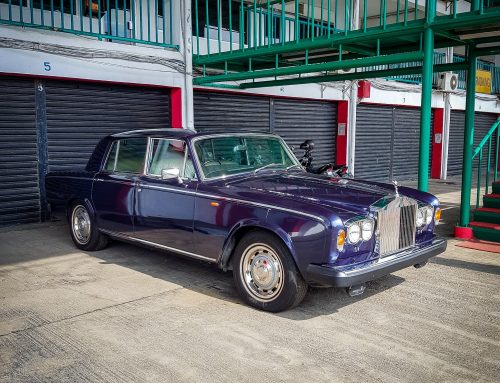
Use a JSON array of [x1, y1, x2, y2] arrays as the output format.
[[438, 72, 458, 92]]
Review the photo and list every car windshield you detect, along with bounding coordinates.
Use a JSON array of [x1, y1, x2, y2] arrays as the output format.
[[193, 135, 299, 179]]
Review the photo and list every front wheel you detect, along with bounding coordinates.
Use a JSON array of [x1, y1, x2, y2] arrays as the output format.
[[69, 202, 108, 251], [232, 231, 308, 312]]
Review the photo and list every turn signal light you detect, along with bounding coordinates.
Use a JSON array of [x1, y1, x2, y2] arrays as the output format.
[[435, 208, 442, 223], [337, 229, 346, 252]]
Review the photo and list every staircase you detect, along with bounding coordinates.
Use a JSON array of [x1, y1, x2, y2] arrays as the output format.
[[470, 181, 500, 242], [458, 117, 500, 243]]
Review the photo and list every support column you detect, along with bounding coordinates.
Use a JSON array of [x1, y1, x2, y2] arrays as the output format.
[[457, 46, 477, 235], [418, 0, 436, 191], [417, 27, 434, 191], [431, 108, 444, 179], [337, 100, 348, 166]]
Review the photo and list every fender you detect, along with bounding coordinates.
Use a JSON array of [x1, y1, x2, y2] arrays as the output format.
[[218, 217, 296, 270], [66, 197, 97, 223]]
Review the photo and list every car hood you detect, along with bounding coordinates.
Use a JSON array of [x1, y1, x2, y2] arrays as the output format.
[[215, 171, 399, 217]]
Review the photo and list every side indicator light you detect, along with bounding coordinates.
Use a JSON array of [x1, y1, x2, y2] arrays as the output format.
[[337, 229, 346, 251], [210, 201, 220, 207], [435, 208, 442, 223]]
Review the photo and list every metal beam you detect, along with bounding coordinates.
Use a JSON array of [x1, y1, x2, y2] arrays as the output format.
[[238, 62, 467, 89], [194, 52, 424, 85], [194, 23, 425, 66]]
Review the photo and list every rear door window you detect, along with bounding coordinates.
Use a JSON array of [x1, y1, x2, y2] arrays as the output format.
[[104, 138, 148, 174]]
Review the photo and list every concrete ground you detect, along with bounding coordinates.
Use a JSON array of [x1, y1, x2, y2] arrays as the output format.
[[1, 180, 499, 383]]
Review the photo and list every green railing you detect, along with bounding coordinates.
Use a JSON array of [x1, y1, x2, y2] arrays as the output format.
[[193, 0, 431, 57], [0, 0, 178, 49], [472, 118, 500, 209]]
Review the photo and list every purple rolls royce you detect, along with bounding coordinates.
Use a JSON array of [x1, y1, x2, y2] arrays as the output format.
[[46, 129, 446, 312]]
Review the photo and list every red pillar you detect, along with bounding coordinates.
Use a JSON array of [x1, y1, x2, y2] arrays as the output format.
[[336, 100, 348, 166], [431, 108, 444, 179], [170, 87, 183, 128]]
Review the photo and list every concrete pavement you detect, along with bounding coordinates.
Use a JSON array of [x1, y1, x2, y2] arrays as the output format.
[[0, 181, 499, 382]]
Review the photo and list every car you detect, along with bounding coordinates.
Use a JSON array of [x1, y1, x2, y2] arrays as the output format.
[[46, 128, 447, 312]]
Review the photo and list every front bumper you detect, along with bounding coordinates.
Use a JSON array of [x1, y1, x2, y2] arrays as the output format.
[[305, 237, 447, 287]]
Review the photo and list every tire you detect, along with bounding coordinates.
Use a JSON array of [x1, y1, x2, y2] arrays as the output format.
[[69, 202, 108, 251], [232, 231, 308, 312]]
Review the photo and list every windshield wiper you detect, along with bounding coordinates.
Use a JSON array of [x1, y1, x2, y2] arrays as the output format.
[[253, 163, 283, 174], [286, 164, 303, 171]]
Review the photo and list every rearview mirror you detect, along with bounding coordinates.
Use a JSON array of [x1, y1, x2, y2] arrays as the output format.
[[161, 167, 181, 181]]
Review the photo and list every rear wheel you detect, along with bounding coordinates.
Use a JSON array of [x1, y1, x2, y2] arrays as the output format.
[[69, 202, 108, 251], [232, 231, 308, 312]]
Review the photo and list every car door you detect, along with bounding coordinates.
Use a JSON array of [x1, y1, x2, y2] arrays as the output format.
[[92, 137, 148, 235], [133, 138, 197, 254]]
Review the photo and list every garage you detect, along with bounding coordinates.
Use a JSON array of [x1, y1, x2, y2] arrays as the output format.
[[193, 90, 337, 165], [447, 111, 498, 176], [0, 76, 172, 226], [0, 77, 40, 226], [355, 104, 434, 182]]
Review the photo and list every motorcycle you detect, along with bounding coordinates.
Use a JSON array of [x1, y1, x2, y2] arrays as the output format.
[[297, 139, 349, 178]]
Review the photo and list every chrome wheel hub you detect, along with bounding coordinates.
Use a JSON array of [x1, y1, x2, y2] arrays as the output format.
[[240, 244, 284, 302], [72, 205, 91, 244]]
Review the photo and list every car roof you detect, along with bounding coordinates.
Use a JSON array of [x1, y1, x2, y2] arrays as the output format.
[[109, 128, 278, 140]]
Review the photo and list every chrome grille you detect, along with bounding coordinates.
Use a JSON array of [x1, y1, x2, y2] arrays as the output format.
[[377, 197, 417, 256]]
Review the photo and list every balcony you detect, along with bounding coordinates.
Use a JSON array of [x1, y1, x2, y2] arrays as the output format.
[[0, 0, 178, 49]]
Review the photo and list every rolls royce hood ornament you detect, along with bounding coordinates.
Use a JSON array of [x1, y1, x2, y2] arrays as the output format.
[[392, 180, 399, 197]]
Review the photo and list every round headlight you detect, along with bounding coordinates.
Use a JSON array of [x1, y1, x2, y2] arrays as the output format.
[[425, 206, 433, 225], [361, 219, 374, 241], [347, 223, 361, 244], [416, 208, 425, 227]]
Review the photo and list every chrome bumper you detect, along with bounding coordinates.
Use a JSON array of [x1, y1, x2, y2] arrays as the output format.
[[305, 237, 447, 287]]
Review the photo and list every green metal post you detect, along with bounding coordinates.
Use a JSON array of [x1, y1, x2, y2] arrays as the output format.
[[459, 46, 477, 227], [417, 0, 435, 191], [470, 0, 480, 11]]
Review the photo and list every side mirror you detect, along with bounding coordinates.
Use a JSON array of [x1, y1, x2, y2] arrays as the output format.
[[161, 167, 182, 182]]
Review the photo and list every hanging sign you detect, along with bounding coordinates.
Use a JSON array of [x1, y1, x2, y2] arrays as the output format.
[[476, 70, 492, 94]]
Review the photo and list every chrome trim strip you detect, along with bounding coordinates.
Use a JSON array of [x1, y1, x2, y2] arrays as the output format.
[[138, 184, 326, 224], [100, 229, 217, 263]]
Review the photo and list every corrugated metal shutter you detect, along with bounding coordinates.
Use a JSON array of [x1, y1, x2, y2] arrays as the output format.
[[392, 107, 421, 181], [194, 91, 270, 134], [273, 98, 337, 165], [448, 110, 465, 176], [0, 77, 40, 226], [448, 111, 498, 176], [473, 112, 498, 171], [355, 104, 393, 181], [45, 81, 170, 172]]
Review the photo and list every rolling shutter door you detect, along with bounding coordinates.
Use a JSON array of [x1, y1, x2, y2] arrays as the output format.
[[273, 98, 337, 165], [448, 111, 497, 176], [392, 107, 422, 181], [45, 81, 170, 172], [473, 113, 498, 171], [193, 91, 270, 134], [355, 104, 393, 181], [0, 77, 40, 226], [448, 110, 465, 176]]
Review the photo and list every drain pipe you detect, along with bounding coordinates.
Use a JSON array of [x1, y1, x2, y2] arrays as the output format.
[[441, 46, 453, 180], [347, 0, 359, 174]]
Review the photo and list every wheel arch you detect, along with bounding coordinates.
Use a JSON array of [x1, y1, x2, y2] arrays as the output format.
[[219, 221, 296, 271], [66, 197, 97, 223]]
